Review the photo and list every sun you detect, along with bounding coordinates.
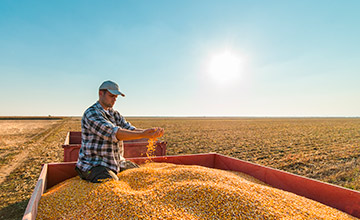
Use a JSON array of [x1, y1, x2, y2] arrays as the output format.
[[207, 50, 244, 84]]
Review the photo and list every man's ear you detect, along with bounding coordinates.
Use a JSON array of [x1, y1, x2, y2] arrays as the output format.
[[99, 90, 104, 98]]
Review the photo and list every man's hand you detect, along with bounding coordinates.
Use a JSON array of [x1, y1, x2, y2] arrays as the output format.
[[142, 127, 164, 139]]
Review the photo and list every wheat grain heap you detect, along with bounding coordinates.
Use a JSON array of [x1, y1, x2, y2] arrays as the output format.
[[37, 163, 357, 219]]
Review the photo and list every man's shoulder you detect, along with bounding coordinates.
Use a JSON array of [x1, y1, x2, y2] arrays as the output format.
[[86, 102, 99, 111], [83, 102, 102, 117]]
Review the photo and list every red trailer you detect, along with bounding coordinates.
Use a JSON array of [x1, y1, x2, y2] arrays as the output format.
[[23, 153, 360, 220], [62, 131, 167, 161]]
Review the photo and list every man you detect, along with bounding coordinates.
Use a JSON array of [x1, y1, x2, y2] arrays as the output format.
[[75, 80, 164, 183]]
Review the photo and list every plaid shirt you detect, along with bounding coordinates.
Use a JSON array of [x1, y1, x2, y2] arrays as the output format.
[[76, 101, 136, 173]]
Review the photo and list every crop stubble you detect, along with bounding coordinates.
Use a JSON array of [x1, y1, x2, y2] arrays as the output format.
[[129, 117, 360, 190], [0, 117, 359, 219], [0, 118, 81, 220]]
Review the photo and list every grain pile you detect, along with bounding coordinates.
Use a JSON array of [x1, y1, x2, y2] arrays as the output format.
[[37, 163, 357, 219]]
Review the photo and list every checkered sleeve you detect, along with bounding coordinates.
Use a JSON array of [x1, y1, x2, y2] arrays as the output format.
[[83, 108, 119, 143], [114, 111, 136, 130]]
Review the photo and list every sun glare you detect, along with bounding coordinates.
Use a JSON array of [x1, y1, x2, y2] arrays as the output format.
[[207, 50, 244, 84]]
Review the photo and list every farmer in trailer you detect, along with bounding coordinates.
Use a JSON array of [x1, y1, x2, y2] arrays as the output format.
[[75, 80, 164, 183]]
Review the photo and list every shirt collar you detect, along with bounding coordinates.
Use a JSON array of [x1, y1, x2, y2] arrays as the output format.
[[95, 101, 113, 115]]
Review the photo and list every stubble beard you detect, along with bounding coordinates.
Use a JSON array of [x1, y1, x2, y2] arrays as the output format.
[[104, 101, 114, 109]]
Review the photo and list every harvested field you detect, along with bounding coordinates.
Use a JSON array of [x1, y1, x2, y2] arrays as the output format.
[[0, 120, 59, 166], [0, 117, 359, 219], [129, 117, 360, 190], [0, 117, 81, 220]]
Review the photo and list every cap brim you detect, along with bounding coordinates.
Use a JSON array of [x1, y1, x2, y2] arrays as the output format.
[[108, 89, 125, 97]]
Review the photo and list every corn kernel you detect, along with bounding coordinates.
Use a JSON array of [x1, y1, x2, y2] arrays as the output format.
[[37, 163, 357, 219]]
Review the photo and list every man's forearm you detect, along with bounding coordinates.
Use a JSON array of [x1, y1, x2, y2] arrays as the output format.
[[116, 128, 145, 141], [116, 127, 164, 141]]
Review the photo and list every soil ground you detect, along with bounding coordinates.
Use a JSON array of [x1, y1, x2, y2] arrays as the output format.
[[0, 117, 359, 219]]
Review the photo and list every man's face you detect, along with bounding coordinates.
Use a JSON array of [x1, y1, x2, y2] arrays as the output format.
[[99, 90, 118, 109]]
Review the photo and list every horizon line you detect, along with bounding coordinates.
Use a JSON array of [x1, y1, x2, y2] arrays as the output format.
[[0, 115, 359, 119]]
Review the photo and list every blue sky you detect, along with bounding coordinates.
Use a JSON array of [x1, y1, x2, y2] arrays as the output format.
[[0, 0, 359, 116]]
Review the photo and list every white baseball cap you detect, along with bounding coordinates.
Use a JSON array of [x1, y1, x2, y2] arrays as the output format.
[[99, 80, 125, 97]]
